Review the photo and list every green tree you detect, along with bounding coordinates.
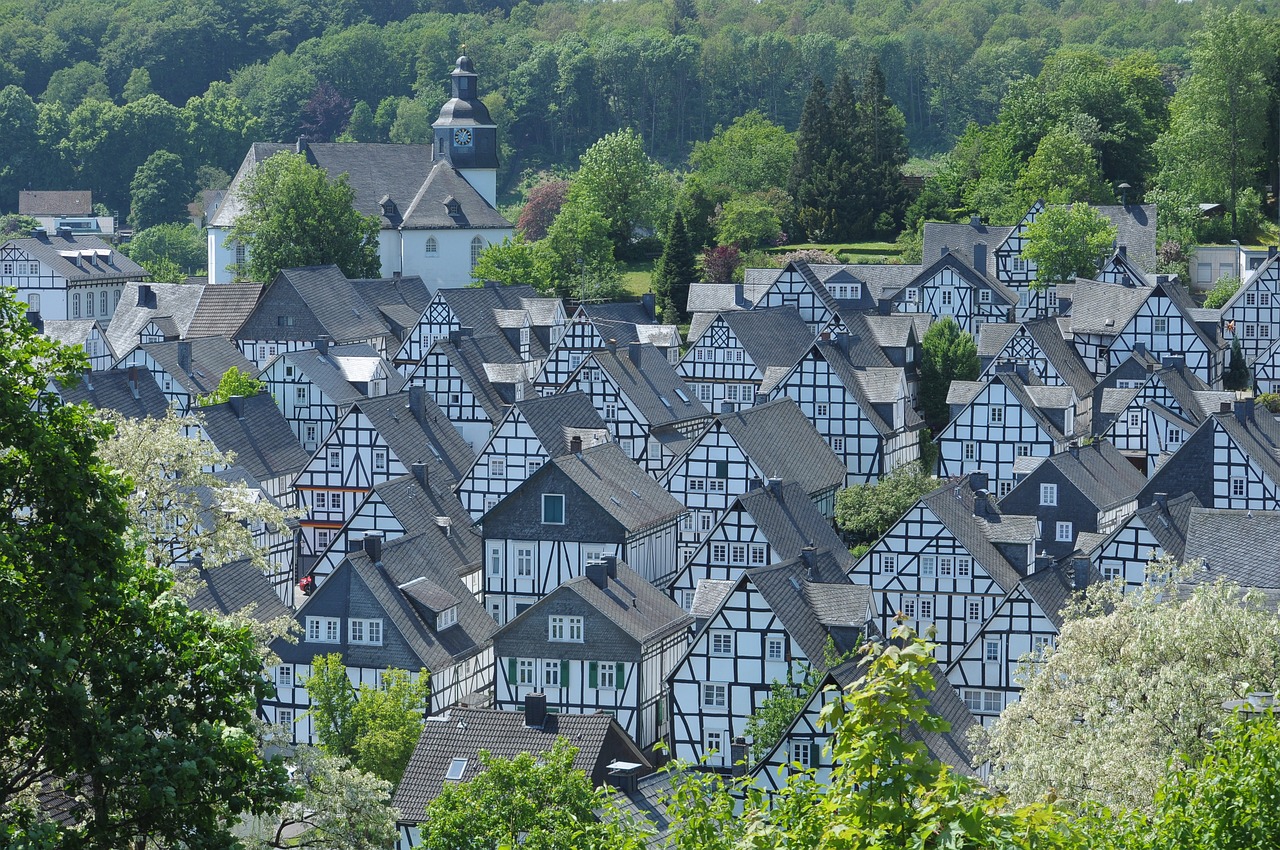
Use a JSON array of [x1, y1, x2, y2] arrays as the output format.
[[689, 110, 797, 199], [129, 149, 192, 230], [123, 222, 206, 274], [1203, 274, 1241, 309], [790, 76, 841, 242], [835, 464, 936, 547], [854, 58, 910, 238], [713, 193, 783, 250], [41, 60, 110, 109], [573, 128, 670, 253], [1022, 202, 1117, 292], [652, 207, 697, 319], [1014, 125, 1114, 209], [340, 100, 377, 142], [1154, 8, 1273, 237], [982, 564, 1280, 812], [199, 365, 267, 407], [539, 195, 622, 300], [471, 234, 540, 287], [0, 213, 41, 238], [228, 151, 381, 283], [419, 738, 644, 850], [121, 67, 153, 103], [1224, 337, 1251, 391], [744, 680, 810, 765], [304, 654, 429, 786], [919, 316, 980, 432], [0, 287, 291, 846]]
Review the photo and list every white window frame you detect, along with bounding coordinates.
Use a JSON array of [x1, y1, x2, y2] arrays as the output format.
[[766, 636, 785, 662], [437, 606, 458, 629], [517, 658, 536, 686], [327, 449, 342, 470], [598, 662, 617, 690], [515, 546, 534, 578], [1040, 483, 1057, 506], [349, 618, 383, 645], [306, 616, 340, 643], [543, 659, 561, 688], [990, 406, 1004, 424], [710, 631, 734, 656], [984, 639, 1001, 663], [549, 615, 584, 643], [702, 682, 727, 709], [1055, 521, 1073, 542]]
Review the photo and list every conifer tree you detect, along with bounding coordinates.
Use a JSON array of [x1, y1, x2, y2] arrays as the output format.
[[1224, 336, 1251, 391], [653, 208, 697, 318], [855, 58, 909, 238], [789, 77, 839, 242]]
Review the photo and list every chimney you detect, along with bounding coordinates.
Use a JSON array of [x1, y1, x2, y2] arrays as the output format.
[[1071, 556, 1091, 591], [177, 340, 191, 375], [32, 226, 46, 239], [127, 365, 140, 399], [392, 270, 401, 279], [878, 298, 892, 316], [1153, 492, 1168, 510], [524, 692, 547, 729], [408, 385, 426, 423], [609, 761, 640, 795], [969, 470, 988, 493], [628, 341, 642, 367], [641, 292, 656, 319], [605, 338, 617, 352], [1118, 244, 1127, 257], [834, 331, 849, 351], [973, 243, 987, 274], [1236, 396, 1255, 424], [296, 134, 308, 154], [1161, 354, 1184, 371], [768, 477, 782, 496], [1155, 274, 1168, 286], [973, 488, 990, 518], [730, 737, 748, 776], [316, 335, 330, 356], [1032, 552, 1053, 575], [569, 435, 583, 454], [1220, 400, 1232, 414], [362, 531, 384, 566], [586, 558, 608, 589], [970, 214, 981, 228], [720, 401, 736, 414], [1270, 245, 1278, 258], [1122, 273, 1132, 287], [1068, 439, 1080, 458], [412, 461, 428, 488], [800, 545, 818, 580], [55, 225, 71, 238], [603, 554, 618, 579], [1133, 341, 1146, 356], [448, 329, 463, 346], [229, 394, 245, 419], [136, 284, 153, 308], [733, 284, 746, 309]]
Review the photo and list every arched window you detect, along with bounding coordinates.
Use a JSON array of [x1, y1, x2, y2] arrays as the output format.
[[27, 294, 39, 313], [72, 293, 80, 318], [470, 236, 485, 269], [100, 291, 108, 315], [424, 236, 438, 257], [85, 292, 94, 317]]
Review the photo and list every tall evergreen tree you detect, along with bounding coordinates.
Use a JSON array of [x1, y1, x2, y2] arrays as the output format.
[[652, 207, 696, 319], [827, 70, 866, 240], [1224, 337, 1251, 391], [789, 77, 839, 241], [856, 58, 910, 238]]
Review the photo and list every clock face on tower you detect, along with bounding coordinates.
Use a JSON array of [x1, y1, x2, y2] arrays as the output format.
[[453, 128, 473, 146]]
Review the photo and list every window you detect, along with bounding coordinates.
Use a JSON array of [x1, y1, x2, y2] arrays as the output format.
[[1231, 477, 1246, 498], [707, 478, 727, 493], [906, 287, 919, 303], [688, 477, 706, 493], [730, 544, 746, 565], [487, 544, 502, 577], [598, 662, 617, 689], [543, 659, 562, 687], [750, 544, 767, 565], [72, 293, 81, 318], [956, 557, 972, 577], [681, 589, 696, 611], [489, 458, 505, 477], [705, 729, 725, 762], [316, 529, 331, 549], [882, 554, 897, 574], [373, 449, 387, 471], [603, 402, 617, 421], [979, 289, 992, 303], [437, 606, 458, 629], [1262, 324, 1272, 339], [549, 615, 584, 642], [100, 291, 107, 315], [349, 618, 383, 645], [1102, 563, 1122, 582], [963, 690, 1003, 714], [921, 555, 936, 577], [939, 557, 953, 577], [998, 480, 1013, 497], [963, 442, 977, 461], [515, 547, 534, 577], [1153, 317, 1168, 334], [470, 236, 485, 269], [445, 758, 467, 781], [85, 293, 94, 316], [517, 659, 536, 686], [542, 493, 565, 524], [1247, 291, 1258, 307], [1033, 635, 1052, 655], [766, 636, 785, 661], [277, 665, 293, 687], [489, 600, 503, 623], [1055, 521, 1073, 542], [816, 403, 829, 417], [1262, 293, 1272, 307], [831, 436, 845, 452], [967, 600, 982, 621], [277, 708, 294, 730], [1128, 410, 1142, 429], [294, 385, 308, 404], [941, 289, 954, 308], [703, 683, 727, 708], [984, 639, 1001, 663], [710, 631, 734, 656], [710, 542, 728, 563], [1167, 427, 1182, 445], [902, 599, 916, 619], [424, 236, 438, 256], [327, 449, 341, 471], [1039, 483, 1057, 506], [990, 406, 1004, 424], [313, 491, 327, 510], [919, 599, 933, 620], [306, 617, 340, 643], [792, 740, 815, 769]]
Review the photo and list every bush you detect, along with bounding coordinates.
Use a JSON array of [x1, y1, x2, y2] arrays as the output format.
[[1203, 274, 1241, 308]]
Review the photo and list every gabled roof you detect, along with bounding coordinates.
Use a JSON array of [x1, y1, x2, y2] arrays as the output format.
[[351, 275, 434, 338], [1182, 508, 1280, 589], [292, 265, 392, 341], [4, 233, 144, 283], [1022, 319, 1097, 395], [1096, 204, 1157, 268], [1004, 441, 1143, 513], [366, 470, 480, 563], [513, 391, 610, 459], [549, 443, 685, 532], [718, 307, 815, 372], [352, 390, 477, 485], [745, 551, 871, 663], [860, 312, 925, 349], [185, 283, 264, 339], [136, 336, 258, 397], [921, 475, 1028, 593], [431, 333, 531, 423], [1064, 279, 1151, 335], [890, 250, 1018, 306], [923, 219, 1014, 278], [106, 282, 206, 355], [55, 368, 169, 418], [280, 343, 402, 406], [735, 480, 854, 568], [801, 339, 919, 438], [42, 319, 112, 356], [1126, 492, 1202, 559], [19, 190, 91, 216], [718, 399, 846, 496], [841, 264, 925, 302], [582, 342, 708, 427], [401, 159, 511, 230], [432, 284, 555, 359], [1223, 250, 1280, 311], [686, 282, 755, 316], [187, 559, 291, 623], [198, 392, 311, 483], [394, 707, 648, 820], [1020, 563, 1094, 631]]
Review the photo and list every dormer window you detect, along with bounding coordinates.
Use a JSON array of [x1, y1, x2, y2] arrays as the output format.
[[438, 605, 458, 629], [444, 196, 462, 217]]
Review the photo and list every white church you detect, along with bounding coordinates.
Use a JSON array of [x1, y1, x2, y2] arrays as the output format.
[[207, 52, 513, 288]]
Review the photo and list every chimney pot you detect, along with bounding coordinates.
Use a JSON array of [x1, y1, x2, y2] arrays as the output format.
[[229, 394, 245, 419], [127, 365, 139, 398], [316, 335, 330, 356], [569, 435, 583, 454], [177, 340, 192, 375], [1118, 244, 1127, 257], [412, 461, 428, 488], [524, 692, 547, 729]]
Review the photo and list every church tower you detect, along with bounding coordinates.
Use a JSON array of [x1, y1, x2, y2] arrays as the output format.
[[432, 50, 499, 207]]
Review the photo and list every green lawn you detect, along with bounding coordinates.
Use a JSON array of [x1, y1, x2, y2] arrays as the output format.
[[620, 259, 654, 297]]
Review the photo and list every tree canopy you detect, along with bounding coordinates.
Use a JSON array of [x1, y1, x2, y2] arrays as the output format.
[[1022, 203, 1117, 292], [835, 464, 936, 547], [919, 316, 980, 433], [227, 151, 381, 283]]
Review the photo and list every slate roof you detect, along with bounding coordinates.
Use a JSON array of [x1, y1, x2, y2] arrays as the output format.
[[19, 190, 91, 216], [42, 318, 111, 355], [5, 233, 144, 282], [719, 307, 815, 372], [735, 480, 854, 569], [686, 282, 754, 319], [106, 282, 205, 354], [365, 470, 480, 565], [400, 159, 511, 230], [1182, 508, 1280, 589], [1008, 441, 1144, 513], [1023, 319, 1097, 395], [832, 263, 923, 303], [1127, 492, 1202, 559], [922, 219, 1014, 278], [434, 284, 555, 360], [922, 475, 1028, 593], [351, 275, 434, 337], [1063, 279, 1151, 335], [861, 313, 926, 349], [689, 579, 736, 618], [888, 250, 1018, 306], [354, 390, 477, 484], [187, 559, 292, 622], [185, 283, 263, 339], [586, 342, 708, 427], [718, 398, 846, 496], [432, 333, 530, 423], [1096, 204, 1158, 268], [550, 443, 685, 532], [1020, 564, 1089, 631], [281, 265, 392, 342], [746, 551, 872, 662], [197, 392, 311, 483], [55, 367, 169, 418], [394, 707, 649, 819], [138, 336, 258, 397], [801, 338, 920, 438], [514, 391, 610, 459], [977, 323, 1020, 358]]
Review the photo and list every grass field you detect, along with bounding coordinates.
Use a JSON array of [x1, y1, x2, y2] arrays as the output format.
[[620, 259, 654, 297]]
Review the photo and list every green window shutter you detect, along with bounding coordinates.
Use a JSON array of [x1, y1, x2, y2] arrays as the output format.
[[810, 743, 821, 767], [615, 662, 625, 686], [507, 657, 517, 683], [715, 460, 728, 478], [588, 661, 598, 689], [656, 697, 664, 724], [561, 660, 570, 685]]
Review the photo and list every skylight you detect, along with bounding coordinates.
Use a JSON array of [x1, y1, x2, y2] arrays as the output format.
[[445, 757, 468, 780]]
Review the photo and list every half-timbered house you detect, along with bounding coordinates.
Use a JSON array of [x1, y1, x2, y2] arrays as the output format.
[[294, 388, 475, 564], [269, 531, 497, 742], [677, 307, 814, 411], [667, 548, 871, 766], [492, 557, 691, 750], [41, 319, 115, 371], [561, 341, 710, 474], [1093, 491, 1198, 587], [105, 281, 262, 357], [535, 299, 679, 394], [260, 339, 405, 453], [659, 398, 846, 566], [849, 472, 1035, 667], [1220, 247, 1280, 364], [996, 441, 1144, 559], [977, 319, 1096, 397], [885, 250, 1016, 337], [51, 365, 169, 419], [481, 442, 684, 622], [197, 392, 311, 501], [749, 261, 844, 334], [936, 369, 1077, 497], [455, 391, 610, 519], [114, 336, 258, 414], [1253, 337, 1280, 393], [3, 230, 145, 323]]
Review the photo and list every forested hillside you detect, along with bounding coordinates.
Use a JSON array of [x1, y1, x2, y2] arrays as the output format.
[[1, 0, 1277, 222]]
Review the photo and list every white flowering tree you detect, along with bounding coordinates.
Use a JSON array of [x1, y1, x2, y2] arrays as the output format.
[[980, 559, 1280, 812]]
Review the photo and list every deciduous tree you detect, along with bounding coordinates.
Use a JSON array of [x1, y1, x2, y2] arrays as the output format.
[[1021, 202, 1117, 292], [128, 149, 192, 230], [689, 110, 796, 200], [470, 234, 540, 287], [919, 316, 979, 432], [124, 222, 206, 274], [516, 176, 570, 241], [228, 151, 381, 283], [835, 464, 935, 546], [573, 128, 671, 253], [199, 366, 267, 407]]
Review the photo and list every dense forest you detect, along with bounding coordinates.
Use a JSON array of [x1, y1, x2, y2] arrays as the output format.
[[1, 0, 1278, 245]]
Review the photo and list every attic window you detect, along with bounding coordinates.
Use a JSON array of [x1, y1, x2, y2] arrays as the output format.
[[444, 197, 462, 217], [277, 316, 296, 327], [445, 758, 467, 781], [438, 605, 458, 629]]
